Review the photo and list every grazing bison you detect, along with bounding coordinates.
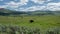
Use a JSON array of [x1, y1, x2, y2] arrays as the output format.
[[29, 20, 34, 23]]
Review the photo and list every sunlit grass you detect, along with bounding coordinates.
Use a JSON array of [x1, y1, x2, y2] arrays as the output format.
[[0, 15, 60, 28]]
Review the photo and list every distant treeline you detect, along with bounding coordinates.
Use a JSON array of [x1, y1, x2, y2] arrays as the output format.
[[0, 12, 10, 16], [0, 11, 27, 16], [0, 11, 60, 16]]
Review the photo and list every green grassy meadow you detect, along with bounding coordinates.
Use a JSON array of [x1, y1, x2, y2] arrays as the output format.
[[0, 15, 60, 28], [0, 15, 60, 34]]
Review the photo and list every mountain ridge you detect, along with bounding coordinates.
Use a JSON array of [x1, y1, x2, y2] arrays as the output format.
[[0, 8, 60, 16]]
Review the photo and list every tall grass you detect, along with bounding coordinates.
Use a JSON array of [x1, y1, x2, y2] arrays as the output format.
[[0, 25, 60, 34]]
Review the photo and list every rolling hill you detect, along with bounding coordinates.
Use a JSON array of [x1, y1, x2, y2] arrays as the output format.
[[0, 8, 60, 16]]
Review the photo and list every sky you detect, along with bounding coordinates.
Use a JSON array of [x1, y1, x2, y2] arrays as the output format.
[[0, 0, 60, 11]]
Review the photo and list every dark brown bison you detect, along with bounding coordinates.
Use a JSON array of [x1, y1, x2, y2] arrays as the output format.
[[29, 20, 34, 23]]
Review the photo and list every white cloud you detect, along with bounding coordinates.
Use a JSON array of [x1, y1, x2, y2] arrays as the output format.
[[19, 2, 60, 11], [19, 6, 46, 11], [31, 0, 51, 4], [1, 0, 60, 11], [6, 0, 28, 6], [46, 2, 60, 11], [5, 1, 19, 8], [31, 0, 45, 4], [20, 0, 28, 5], [5, 0, 29, 9], [0, 5, 8, 8], [22, 2, 60, 11]]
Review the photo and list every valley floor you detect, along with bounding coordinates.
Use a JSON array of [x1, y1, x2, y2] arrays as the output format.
[[0, 15, 60, 34]]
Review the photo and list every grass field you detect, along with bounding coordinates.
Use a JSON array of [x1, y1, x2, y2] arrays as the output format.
[[0, 15, 60, 34], [0, 15, 60, 28]]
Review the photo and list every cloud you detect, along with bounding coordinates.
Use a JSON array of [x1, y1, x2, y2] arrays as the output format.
[[5, 0, 29, 9], [19, 6, 46, 11], [31, 0, 51, 4], [18, 2, 60, 11], [0, 5, 8, 8], [6, 0, 28, 6], [0, 0, 60, 11], [20, 0, 28, 5], [46, 2, 60, 11], [5, 1, 19, 8], [21, 2, 60, 11]]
